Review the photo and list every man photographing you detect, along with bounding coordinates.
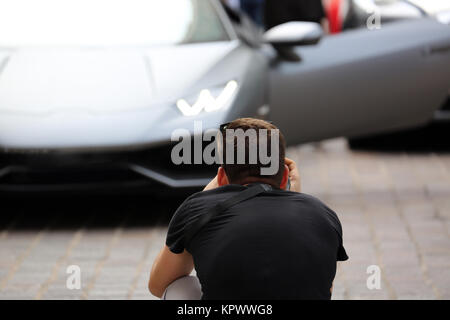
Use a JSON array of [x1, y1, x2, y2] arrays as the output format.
[[149, 118, 348, 299]]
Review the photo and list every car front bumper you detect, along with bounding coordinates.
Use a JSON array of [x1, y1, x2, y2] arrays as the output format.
[[0, 143, 216, 194]]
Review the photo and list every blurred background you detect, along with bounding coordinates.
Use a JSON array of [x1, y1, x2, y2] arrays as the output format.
[[0, 0, 449, 299]]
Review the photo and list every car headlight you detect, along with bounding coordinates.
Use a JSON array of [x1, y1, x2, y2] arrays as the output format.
[[176, 80, 238, 116]]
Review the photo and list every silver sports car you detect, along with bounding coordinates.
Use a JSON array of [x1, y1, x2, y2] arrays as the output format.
[[1, 0, 450, 192]]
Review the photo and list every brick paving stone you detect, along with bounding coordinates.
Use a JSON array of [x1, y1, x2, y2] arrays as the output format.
[[391, 280, 436, 300]]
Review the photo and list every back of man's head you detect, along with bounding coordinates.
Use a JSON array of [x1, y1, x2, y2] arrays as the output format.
[[219, 118, 286, 187]]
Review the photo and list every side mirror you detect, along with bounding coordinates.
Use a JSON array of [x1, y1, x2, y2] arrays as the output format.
[[263, 22, 323, 61], [263, 21, 323, 46]]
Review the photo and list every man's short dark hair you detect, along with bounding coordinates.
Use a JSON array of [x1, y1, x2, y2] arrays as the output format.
[[220, 118, 286, 187]]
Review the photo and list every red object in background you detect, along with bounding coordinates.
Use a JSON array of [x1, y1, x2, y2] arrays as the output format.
[[327, 0, 343, 34]]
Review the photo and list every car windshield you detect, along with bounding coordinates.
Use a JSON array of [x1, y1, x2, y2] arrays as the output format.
[[0, 0, 229, 47]]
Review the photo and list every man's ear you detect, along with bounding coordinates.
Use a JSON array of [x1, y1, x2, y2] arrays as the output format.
[[279, 164, 289, 190], [217, 167, 230, 186]]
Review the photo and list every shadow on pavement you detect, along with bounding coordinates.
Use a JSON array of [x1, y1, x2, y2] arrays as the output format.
[[0, 193, 190, 231]]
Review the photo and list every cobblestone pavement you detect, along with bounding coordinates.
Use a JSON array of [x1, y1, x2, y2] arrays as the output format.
[[0, 138, 449, 300]]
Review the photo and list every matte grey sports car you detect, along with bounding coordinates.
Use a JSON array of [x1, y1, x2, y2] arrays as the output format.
[[1, 0, 450, 192]]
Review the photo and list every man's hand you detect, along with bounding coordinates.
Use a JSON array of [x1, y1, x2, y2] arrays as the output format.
[[285, 157, 301, 193]]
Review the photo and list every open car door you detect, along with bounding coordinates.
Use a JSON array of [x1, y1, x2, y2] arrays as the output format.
[[268, 19, 450, 145]]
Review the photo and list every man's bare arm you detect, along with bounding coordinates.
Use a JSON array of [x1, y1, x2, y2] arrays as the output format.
[[148, 246, 194, 298], [149, 175, 218, 298]]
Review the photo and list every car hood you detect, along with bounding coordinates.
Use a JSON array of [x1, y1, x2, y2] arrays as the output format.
[[0, 41, 238, 115], [0, 41, 247, 149]]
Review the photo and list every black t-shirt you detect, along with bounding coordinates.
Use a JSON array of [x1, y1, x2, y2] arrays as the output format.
[[166, 184, 348, 300], [264, 0, 326, 30]]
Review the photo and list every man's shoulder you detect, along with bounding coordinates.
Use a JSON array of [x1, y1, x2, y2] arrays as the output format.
[[179, 186, 338, 220], [176, 185, 246, 215], [271, 190, 342, 226], [270, 189, 328, 207], [185, 184, 245, 201], [184, 186, 326, 206]]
